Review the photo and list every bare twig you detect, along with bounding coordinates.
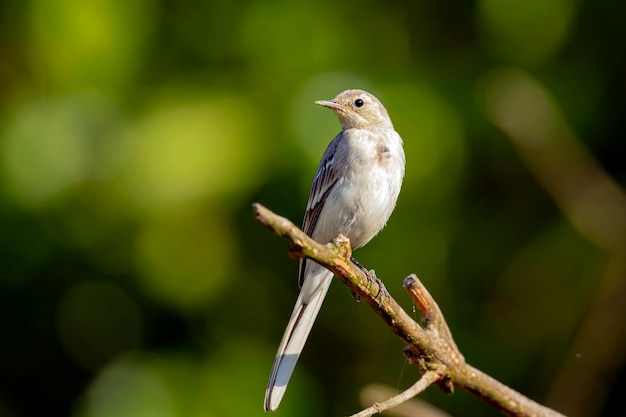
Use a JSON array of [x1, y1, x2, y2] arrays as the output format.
[[349, 370, 443, 417], [254, 203, 567, 417], [404, 275, 463, 367], [359, 384, 453, 417]]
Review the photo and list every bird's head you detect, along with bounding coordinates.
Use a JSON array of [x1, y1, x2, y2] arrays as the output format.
[[315, 89, 393, 130]]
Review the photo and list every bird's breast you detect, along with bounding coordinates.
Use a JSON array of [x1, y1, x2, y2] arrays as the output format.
[[317, 128, 404, 248]]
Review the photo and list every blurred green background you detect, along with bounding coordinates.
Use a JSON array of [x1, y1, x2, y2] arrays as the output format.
[[1, 0, 625, 416]]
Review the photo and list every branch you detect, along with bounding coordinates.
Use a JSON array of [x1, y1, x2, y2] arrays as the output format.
[[359, 384, 453, 417], [349, 370, 443, 417], [254, 203, 567, 417]]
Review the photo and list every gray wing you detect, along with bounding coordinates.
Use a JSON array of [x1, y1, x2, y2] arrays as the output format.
[[298, 134, 343, 287]]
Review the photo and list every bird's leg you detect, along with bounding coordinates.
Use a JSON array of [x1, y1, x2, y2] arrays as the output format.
[[349, 258, 387, 304], [350, 256, 367, 273], [350, 257, 367, 302]]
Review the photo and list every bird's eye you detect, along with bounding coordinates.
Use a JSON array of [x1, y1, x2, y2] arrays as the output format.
[[354, 98, 364, 108]]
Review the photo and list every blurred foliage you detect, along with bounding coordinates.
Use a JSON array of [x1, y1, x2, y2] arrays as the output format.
[[0, 0, 625, 416]]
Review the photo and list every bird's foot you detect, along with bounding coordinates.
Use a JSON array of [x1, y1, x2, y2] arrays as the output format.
[[350, 257, 367, 302], [349, 257, 386, 302], [350, 256, 367, 273]]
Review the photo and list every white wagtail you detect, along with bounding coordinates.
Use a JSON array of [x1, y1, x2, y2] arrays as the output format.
[[265, 89, 406, 411]]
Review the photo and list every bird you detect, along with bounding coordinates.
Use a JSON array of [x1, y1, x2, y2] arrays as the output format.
[[264, 89, 405, 412]]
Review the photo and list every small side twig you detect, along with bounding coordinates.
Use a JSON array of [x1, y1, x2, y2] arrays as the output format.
[[349, 370, 443, 417], [404, 275, 463, 367]]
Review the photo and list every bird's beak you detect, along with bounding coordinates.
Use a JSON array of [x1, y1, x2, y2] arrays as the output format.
[[315, 100, 345, 111]]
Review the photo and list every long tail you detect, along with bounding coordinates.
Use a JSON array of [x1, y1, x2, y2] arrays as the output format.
[[264, 267, 333, 411]]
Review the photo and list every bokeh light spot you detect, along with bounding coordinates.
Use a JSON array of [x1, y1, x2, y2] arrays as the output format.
[[382, 83, 465, 195], [0, 94, 102, 207], [118, 92, 265, 212], [84, 355, 174, 417], [195, 341, 322, 417], [28, 0, 154, 91], [134, 206, 234, 311], [478, 0, 577, 65]]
